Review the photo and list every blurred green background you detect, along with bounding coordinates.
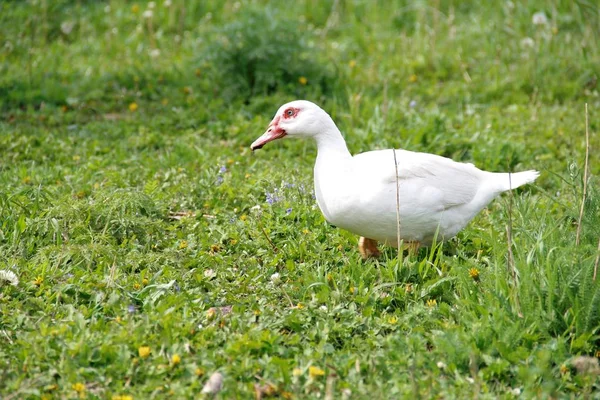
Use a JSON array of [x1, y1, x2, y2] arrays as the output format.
[[1, 1, 600, 398]]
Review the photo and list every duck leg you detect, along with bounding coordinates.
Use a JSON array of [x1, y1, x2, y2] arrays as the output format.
[[359, 237, 380, 260]]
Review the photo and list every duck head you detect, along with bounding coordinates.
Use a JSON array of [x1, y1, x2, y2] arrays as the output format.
[[251, 100, 330, 150]]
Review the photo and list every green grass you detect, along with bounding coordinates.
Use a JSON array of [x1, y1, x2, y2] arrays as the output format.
[[1, 0, 600, 398]]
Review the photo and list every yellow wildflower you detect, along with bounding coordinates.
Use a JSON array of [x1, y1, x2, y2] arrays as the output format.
[[142, 278, 149, 286], [179, 240, 188, 249], [326, 273, 333, 282], [559, 364, 568, 375], [296, 302, 304, 309], [244, 173, 251, 179], [45, 384, 58, 392], [469, 268, 480, 281], [240, 215, 247, 221], [129, 102, 138, 112], [302, 229, 310, 234], [131, 4, 139, 13], [405, 283, 412, 293], [22, 176, 31, 184], [171, 354, 181, 365], [133, 282, 141, 290], [33, 276, 43, 286], [298, 76, 308, 85], [207, 308, 216, 319], [112, 396, 134, 400], [308, 366, 325, 378], [388, 316, 398, 324], [292, 368, 303, 376], [138, 346, 151, 358], [72, 382, 86, 394], [426, 299, 437, 308], [195, 367, 205, 377], [348, 60, 356, 68], [409, 74, 418, 83]]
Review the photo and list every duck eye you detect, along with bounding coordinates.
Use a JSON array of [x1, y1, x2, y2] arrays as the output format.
[[286, 109, 294, 117]]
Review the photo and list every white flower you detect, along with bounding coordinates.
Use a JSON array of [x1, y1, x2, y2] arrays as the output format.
[[511, 388, 521, 395], [150, 49, 161, 58], [164, 0, 172, 6], [201, 372, 223, 394], [320, 305, 328, 311], [204, 269, 216, 278], [532, 11, 548, 26], [104, 5, 111, 13], [341, 388, 352, 400], [148, 1, 156, 9], [436, 361, 447, 369], [143, 9, 153, 19], [0, 269, 18, 286], [60, 21, 74, 35], [520, 37, 535, 48], [270, 272, 281, 284]]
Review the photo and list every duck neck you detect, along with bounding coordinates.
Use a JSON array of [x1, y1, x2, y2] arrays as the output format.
[[314, 123, 352, 162]]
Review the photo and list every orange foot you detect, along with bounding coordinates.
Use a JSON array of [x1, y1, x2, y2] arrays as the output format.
[[359, 237, 380, 260]]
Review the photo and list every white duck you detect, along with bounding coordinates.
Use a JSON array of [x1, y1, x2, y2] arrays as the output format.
[[251, 100, 539, 258]]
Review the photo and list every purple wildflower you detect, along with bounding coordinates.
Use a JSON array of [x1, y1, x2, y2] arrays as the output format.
[[409, 100, 417, 108], [216, 176, 224, 185], [286, 208, 292, 215], [173, 281, 180, 292], [265, 190, 280, 205], [128, 304, 136, 313], [219, 166, 227, 173]]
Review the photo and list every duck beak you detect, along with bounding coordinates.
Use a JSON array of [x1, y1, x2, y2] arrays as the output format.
[[251, 122, 286, 151]]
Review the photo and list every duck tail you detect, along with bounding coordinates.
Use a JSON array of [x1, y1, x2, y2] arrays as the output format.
[[498, 170, 540, 191]]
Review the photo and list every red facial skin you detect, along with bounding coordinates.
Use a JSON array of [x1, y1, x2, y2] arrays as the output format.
[[250, 107, 301, 150], [282, 107, 300, 120]]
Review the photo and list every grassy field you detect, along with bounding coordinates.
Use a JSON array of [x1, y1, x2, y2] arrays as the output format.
[[1, 0, 600, 398]]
